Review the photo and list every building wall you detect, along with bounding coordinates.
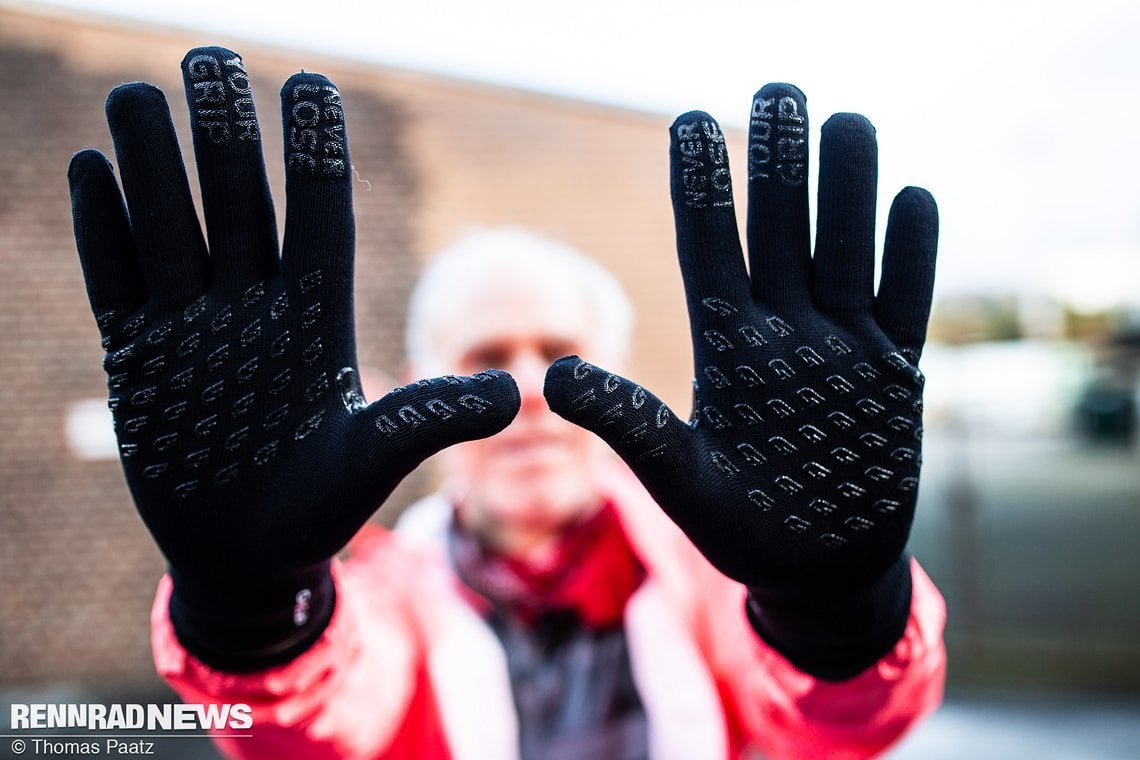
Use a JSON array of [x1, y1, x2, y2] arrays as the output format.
[[0, 5, 739, 686]]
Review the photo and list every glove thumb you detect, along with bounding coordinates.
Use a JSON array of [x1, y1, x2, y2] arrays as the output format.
[[544, 356, 693, 483], [346, 369, 521, 482]]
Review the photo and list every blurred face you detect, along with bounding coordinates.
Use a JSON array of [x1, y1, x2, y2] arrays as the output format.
[[420, 270, 617, 554]]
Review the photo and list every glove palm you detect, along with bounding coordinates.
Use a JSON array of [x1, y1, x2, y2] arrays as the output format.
[[69, 48, 519, 668], [545, 84, 938, 678]]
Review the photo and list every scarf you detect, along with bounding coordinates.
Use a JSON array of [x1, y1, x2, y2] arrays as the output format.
[[448, 501, 645, 630]]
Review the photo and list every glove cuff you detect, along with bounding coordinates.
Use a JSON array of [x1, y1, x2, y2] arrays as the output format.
[[168, 561, 335, 672], [746, 554, 912, 681]]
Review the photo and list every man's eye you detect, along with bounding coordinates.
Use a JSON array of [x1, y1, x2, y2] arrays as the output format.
[[541, 342, 577, 363], [468, 348, 508, 368]]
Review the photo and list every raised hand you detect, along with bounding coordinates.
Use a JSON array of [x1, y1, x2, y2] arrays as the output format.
[[545, 84, 937, 678], [69, 48, 519, 669]]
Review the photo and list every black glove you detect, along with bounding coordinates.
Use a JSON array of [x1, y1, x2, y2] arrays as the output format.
[[69, 47, 519, 671], [545, 84, 937, 680]]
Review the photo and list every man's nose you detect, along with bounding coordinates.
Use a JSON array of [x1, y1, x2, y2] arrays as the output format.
[[509, 352, 551, 410]]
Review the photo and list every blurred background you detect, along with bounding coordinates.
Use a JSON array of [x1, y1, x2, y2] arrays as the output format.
[[0, 0, 1137, 757]]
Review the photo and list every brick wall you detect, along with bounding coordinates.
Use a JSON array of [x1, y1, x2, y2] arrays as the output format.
[[0, 5, 738, 686]]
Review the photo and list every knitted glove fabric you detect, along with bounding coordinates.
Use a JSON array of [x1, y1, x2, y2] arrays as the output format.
[[545, 84, 938, 679], [69, 48, 519, 670]]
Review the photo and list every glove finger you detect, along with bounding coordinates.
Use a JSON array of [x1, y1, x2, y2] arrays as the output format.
[[544, 355, 694, 497], [745, 83, 812, 310], [875, 187, 939, 361], [181, 47, 279, 293], [344, 369, 520, 488], [670, 111, 751, 348], [279, 72, 354, 333], [106, 82, 209, 305], [68, 149, 148, 341], [812, 113, 878, 321]]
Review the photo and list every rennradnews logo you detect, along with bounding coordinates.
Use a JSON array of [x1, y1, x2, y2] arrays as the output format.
[[10, 702, 253, 731]]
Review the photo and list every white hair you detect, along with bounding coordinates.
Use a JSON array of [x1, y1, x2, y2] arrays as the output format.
[[406, 228, 634, 373]]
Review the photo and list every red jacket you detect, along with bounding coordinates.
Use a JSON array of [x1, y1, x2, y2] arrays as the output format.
[[152, 466, 946, 759]]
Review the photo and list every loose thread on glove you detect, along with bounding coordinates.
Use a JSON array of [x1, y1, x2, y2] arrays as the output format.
[[351, 165, 372, 191]]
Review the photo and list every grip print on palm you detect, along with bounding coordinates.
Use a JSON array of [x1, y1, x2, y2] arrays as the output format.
[[545, 84, 937, 595], [69, 47, 519, 667]]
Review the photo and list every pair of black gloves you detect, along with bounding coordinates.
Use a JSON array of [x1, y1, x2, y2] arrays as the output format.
[[69, 48, 937, 680]]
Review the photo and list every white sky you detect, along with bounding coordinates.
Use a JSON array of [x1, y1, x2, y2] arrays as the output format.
[[22, 0, 1140, 309]]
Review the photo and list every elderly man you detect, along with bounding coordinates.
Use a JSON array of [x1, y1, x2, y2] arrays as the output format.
[[69, 46, 945, 759]]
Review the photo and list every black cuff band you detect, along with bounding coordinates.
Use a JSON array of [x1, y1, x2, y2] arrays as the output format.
[[168, 561, 336, 672], [746, 554, 913, 681]]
